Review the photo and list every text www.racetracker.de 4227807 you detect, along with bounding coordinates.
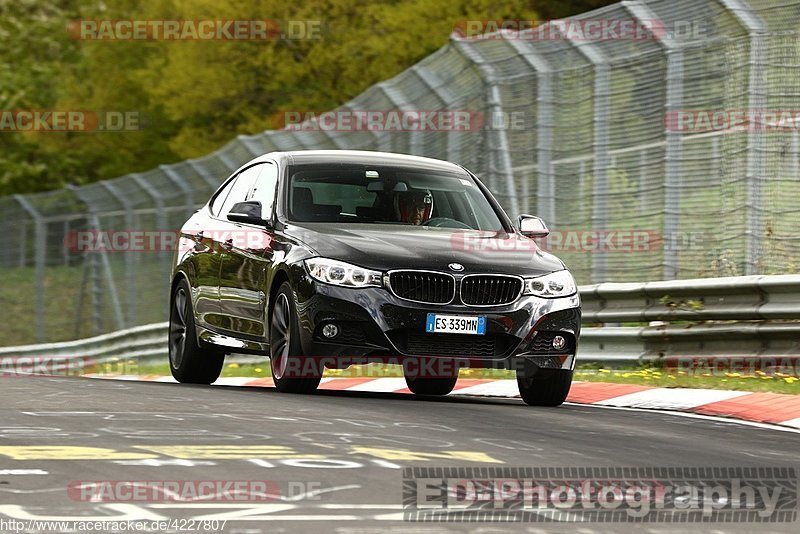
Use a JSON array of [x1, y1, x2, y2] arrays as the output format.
[[0, 519, 226, 533]]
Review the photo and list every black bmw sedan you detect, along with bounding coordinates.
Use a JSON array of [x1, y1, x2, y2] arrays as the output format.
[[169, 150, 581, 406]]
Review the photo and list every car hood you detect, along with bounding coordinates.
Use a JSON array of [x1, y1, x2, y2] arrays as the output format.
[[285, 223, 565, 276]]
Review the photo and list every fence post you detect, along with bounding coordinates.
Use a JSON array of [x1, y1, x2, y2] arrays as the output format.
[[377, 82, 422, 156], [237, 135, 267, 156], [97, 182, 138, 327], [160, 165, 196, 219], [411, 65, 461, 162], [624, 0, 684, 280], [216, 149, 242, 172], [451, 37, 520, 218], [131, 173, 170, 287], [506, 39, 553, 222], [14, 195, 46, 342], [19, 221, 27, 268], [69, 184, 127, 332], [719, 0, 767, 275], [189, 159, 224, 189], [564, 32, 609, 283]]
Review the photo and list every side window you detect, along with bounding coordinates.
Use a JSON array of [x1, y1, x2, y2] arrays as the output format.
[[247, 163, 278, 219], [218, 164, 263, 218], [210, 177, 236, 216]]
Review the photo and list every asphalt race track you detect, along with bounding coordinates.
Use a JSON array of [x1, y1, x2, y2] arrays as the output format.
[[0, 375, 798, 533]]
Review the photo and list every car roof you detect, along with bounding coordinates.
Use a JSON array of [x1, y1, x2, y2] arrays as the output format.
[[247, 150, 466, 174]]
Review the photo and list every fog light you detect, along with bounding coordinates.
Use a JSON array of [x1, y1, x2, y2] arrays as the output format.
[[322, 324, 339, 339], [552, 335, 566, 350]]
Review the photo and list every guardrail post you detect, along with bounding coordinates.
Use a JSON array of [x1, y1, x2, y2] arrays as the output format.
[[451, 37, 520, 219], [719, 0, 767, 275], [624, 0, 684, 280], [14, 195, 46, 342]]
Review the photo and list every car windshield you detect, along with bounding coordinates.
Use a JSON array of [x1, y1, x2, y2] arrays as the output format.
[[287, 164, 505, 231]]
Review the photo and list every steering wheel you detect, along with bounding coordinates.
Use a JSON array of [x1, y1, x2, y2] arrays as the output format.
[[421, 217, 473, 229]]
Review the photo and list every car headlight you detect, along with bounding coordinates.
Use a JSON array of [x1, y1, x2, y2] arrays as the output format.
[[304, 258, 383, 288], [523, 270, 577, 298]]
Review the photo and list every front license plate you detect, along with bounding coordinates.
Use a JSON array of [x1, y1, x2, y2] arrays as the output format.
[[426, 314, 486, 335]]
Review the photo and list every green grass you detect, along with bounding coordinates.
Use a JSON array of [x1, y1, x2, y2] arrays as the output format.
[[0, 260, 169, 346], [118, 359, 800, 395], [574, 367, 800, 395]]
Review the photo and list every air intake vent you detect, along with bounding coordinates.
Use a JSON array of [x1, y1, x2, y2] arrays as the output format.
[[406, 332, 496, 358]]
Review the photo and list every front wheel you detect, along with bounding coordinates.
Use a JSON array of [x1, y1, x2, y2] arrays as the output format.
[[517, 367, 573, 406], [169, 278, 225, 384], [269, 282, 321, 394]]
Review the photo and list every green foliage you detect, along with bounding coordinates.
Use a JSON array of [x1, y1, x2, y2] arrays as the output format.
[[0, 0, 82, 193], [1, 0, 623, 195]]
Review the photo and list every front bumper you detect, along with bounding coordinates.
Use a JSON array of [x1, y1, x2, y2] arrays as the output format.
[[293, 274, 581, 370]]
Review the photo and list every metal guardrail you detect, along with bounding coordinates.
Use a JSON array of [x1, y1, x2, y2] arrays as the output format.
[[0, 323, 168, 363], [581, 275, 800, 322], [0, 276, 798, 368], [580, 275, 800, 364]]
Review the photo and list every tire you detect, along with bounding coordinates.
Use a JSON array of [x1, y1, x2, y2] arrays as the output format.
[[403, 359, 459, 396], [517, 367, 573, 407], [169, 278, 225, 384], [269, 282, 321, 394]]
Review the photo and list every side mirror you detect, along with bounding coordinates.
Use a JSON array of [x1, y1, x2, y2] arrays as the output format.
[[518, 214, 549, 238], [227, 201, 267, 225]]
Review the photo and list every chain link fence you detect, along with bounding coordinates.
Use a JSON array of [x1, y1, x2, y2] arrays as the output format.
[[2, 0, 800, 344]]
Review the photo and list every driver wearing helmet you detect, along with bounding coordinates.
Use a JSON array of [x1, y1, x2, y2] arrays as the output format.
[[397, 190, 433, 225]]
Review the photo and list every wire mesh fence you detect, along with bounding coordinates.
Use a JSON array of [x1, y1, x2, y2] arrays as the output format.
[[1, 0, 800, 344]]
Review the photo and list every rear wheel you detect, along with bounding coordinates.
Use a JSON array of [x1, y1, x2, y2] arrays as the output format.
[[403, 359, 459, 396], [517, 367, 573, 406], [169, 279, 224, 384], [269, 282, 321, 394]]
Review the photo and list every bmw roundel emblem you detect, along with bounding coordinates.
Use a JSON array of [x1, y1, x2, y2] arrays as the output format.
[[448, 263, 465, 272]]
